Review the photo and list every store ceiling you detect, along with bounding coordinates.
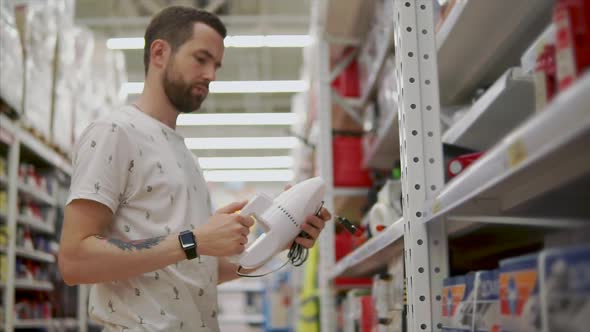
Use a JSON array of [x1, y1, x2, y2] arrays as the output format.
[[74, 0, 310, 169], [75, 0, 310, 114]]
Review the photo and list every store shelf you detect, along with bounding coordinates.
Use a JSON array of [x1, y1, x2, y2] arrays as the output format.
[[0, 174, 7, 187], [218, 314, 265, 324], [1, 279, 54, 291], [329, 217, 404, 279], [0, 114, 72, 176], [442, 68, 535, 151], [218, 280, 265, 293], [18, 182, 56, 206], [358, 33, 395, 111], [428, 73, 590, 223], [362, 109, 400, 170], [13, 318, 77, 329], [0, 246, 55, 263], [436, 0, 554, 105], [17, 214, 55, 234], [334, 187, 370, 197], [445, 216, 588, 240]]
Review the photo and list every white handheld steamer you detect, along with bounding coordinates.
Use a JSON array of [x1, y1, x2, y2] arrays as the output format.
[[231, 177, 326, 276]]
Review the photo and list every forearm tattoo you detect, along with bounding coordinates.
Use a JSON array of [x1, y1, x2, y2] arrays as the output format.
[[95, 235, 166, 251]]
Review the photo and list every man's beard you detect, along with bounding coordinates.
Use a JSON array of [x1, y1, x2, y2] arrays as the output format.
[[162, 62, 207, 113]]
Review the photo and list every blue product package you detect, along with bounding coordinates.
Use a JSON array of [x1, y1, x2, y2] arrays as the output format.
[[540, 245, 590, 332], [442, 274, 475, 332], [499, 254, 540, 332], [474, 270, 501, 332]]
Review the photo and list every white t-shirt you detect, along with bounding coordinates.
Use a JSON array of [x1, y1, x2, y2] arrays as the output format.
[[67, 105, 220, 332]]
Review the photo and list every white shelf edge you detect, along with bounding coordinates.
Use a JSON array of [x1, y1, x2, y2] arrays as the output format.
[[0, 246, 56, 263], [427, 73, 590, 223], [442, 67, 534, 148], [13, 318, 78, 328], [14, 279, 54, 291], [0, 114, 72, 175], [218, 314, 265, 324], [446, 216, 589, 230], [18, 182, 56, 206], [218, 281, 265, 293], [18, 214, 55, 234], [329, 217, 404, 279], [334, 187, 370, 197]]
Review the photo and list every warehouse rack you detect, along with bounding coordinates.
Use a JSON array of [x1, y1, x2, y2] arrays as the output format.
[[311, 0, 590, 331], [0, 113, 87, 331]]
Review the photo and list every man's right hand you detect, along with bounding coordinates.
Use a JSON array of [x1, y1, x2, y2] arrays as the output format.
[[194, 201, 254, 257]]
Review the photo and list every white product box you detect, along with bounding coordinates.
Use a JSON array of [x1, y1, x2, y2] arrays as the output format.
[[442, 274, 475, 332], [473, 270, 501, 332], [539, 245, 590, 332]]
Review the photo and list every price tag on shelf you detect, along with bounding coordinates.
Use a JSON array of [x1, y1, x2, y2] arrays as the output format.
[[507, 139, 528, 168], [432, 200, 442, 214]]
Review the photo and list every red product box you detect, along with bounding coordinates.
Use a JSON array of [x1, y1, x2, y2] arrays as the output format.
[[360, 295, 376, 332], [534, 44, 557, 108], [331, 51, 361, 98], [447, 152, 484, 179], [333, 135, 372, 187], [554, 0, 590, 91]]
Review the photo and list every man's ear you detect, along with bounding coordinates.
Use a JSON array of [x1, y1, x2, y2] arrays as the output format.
[[149, 39, 171, 71]]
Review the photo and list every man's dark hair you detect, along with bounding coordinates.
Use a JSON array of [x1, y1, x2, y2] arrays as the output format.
[[143, 6, 227, 74]]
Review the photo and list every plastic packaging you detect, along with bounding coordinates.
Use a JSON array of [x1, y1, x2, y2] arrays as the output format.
[[18, 2, 58, 140], [0, 8, 24, 114]]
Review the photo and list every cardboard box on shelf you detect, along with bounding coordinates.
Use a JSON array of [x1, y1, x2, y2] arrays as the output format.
[[473, 270, 501, 332], [499, 254, 541, 332], [441, 274, 475, 332]]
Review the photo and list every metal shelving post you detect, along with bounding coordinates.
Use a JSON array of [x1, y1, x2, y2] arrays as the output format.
[[393, 1, 448, 331], [3, 133, 21, 331], [315, 20, 337, 332]]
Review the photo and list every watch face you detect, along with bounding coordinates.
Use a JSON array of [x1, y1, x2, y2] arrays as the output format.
[[179, 231, 195, 249]]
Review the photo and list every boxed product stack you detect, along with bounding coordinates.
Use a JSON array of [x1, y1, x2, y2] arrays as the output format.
[[442, 274, 475, 331], [15, 1, 58, 141], [51, 0, 76, 153], [0, 6, 24, 115], [442, 270, 501, 332], [71, 27, 98, 141]]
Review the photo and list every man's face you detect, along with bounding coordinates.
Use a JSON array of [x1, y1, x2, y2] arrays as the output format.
[[162, 22, 224, 113]]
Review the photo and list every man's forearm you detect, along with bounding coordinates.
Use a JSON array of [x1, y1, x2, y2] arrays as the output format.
[[59, 234, 185, 285]]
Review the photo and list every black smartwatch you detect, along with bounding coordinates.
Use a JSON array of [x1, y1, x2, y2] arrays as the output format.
[[178, 230, 198, 260]]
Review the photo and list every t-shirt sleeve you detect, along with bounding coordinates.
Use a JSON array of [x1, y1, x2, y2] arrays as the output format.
[[66, 122, 134, 214]]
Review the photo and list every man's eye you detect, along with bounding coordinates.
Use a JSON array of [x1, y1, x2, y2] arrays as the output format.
[[194, 56, 206, 64]]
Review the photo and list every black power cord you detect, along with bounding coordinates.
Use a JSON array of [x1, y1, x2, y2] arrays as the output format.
[[237, 201, 358, 277]]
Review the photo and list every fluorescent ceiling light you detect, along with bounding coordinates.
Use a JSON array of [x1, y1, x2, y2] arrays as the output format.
[[209, 81, 307, 94], [224, 35, 312, 48], [107, 37, 145, 49], [204, 169, 294, 182], [122, 81, 307, 95], [185, 137, 298, 150], [178, 113, 297, 126], [123, 82, 144, 94], [198, 156, 294, 169], [107, 35, 312, 50]]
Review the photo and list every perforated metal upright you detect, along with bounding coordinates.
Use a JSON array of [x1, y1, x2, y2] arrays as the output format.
[[393, 1, 448, 331]]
